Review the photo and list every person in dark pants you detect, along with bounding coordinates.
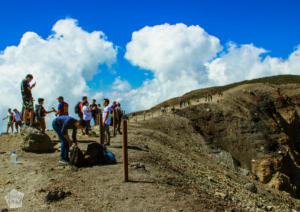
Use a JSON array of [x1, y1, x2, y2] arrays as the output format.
[[52, 115, 86, 164], [90, 99, 98, 126]]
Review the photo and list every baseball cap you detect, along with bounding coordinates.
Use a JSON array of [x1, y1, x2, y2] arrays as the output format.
[[56, 96, 64, 100]]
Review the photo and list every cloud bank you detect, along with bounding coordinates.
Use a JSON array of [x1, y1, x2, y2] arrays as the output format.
[[124, 23, 300, 110]]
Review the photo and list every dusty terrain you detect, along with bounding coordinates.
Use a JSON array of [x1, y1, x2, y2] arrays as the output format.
[[1, 76, 300, 211]]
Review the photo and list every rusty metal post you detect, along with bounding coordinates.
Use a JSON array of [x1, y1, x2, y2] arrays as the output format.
[[99, 111, 104, 144], [113, 110, 116, 137], [122, 119, 128, 182]]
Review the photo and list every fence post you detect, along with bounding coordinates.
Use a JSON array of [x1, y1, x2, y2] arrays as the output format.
[[113, 110, 116, 137], [122, 119, 128, 182], [99, 111, 104, 144]]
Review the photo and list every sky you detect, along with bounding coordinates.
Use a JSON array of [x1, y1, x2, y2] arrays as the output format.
[[0, 0, 300, 131]]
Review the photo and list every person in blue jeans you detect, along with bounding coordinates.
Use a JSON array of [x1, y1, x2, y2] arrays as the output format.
[[52, 115, 86, 164]]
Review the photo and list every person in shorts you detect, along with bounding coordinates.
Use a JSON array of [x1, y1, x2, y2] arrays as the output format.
[[102, 98, 111, 145], [13, 109, 23, 133], [21, 74, 36, 126], [35, 98, 55, 133], [2, 108, 15, 133]]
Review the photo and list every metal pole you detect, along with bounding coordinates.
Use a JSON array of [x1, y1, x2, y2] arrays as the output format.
[[113, 110, 116, 137], [99, 111, 104, 144], [122, 119, 128, 182]]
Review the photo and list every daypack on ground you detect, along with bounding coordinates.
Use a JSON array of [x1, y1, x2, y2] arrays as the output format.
[[84, 142, 105, 165], [104, 149, 116, 164], [70, 145, 85, 167]]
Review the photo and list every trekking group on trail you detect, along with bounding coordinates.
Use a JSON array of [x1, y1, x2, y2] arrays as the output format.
[[2, 74, 124, 164]]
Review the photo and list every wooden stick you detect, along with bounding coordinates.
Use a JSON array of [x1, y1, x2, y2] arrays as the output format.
[[122, 119, 128, 182], [99, 111, 104, 144]]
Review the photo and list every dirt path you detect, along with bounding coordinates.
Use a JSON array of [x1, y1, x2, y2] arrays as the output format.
[[0, 128, 219, 211]]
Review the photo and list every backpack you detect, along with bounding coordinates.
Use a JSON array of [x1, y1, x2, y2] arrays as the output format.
[[74, 102, 81, 114], [69, 145, 85, 167], [104, 149, 116, 164], [35, 104, 43, 119], [84, 142, 105, 165]]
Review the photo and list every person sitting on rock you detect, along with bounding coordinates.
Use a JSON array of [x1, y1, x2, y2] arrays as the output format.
[[2, 108, 15, 134], [102, 98, 111, 146], [52, 115, 86, 164], [35, 98, 55, 133], [13, 109, 23, 133]]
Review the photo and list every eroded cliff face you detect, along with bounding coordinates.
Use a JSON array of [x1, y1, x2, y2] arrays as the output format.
[[177, 83, 300, 197]]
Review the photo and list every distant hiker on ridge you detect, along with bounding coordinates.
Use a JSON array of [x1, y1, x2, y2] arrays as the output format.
[[21, 74, 36, 126]]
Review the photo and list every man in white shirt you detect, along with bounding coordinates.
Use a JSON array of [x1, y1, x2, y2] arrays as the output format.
[[13, 109, 23, 133], [82, 101, 92, 135], [102, 98, 111, 145]]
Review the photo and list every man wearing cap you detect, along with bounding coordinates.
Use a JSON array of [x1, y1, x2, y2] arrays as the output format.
[[54, 96, 69, 117]]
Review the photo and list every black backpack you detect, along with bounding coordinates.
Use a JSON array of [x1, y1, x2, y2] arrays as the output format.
[[84, 142, 105, 166], [35, 104, 43, 119], [69, 144, 85, 167], [74, 102, 81, 114]]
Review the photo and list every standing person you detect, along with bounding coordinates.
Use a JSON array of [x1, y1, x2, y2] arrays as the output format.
[[21, 74, 36, 126], [82, 101, 92, 135], [90, 99, 98, 126], [52, 116, 86, 163], [13, 109, 23, 133], [102, 98, 111, 145], [75, 96, 88, 120], [115, 103, 123, 135], [54, 96, 69, 116], [35, 98, 55, 133], [2, 109, 15, 134]]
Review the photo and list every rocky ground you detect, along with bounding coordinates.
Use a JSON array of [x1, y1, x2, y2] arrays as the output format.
[[0, 81, 300, 211]]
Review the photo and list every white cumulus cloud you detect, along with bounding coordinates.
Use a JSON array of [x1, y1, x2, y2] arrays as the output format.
[[125, 23, 222, 110], [0, 18, 117, 131], [124, 23, 300, 111]]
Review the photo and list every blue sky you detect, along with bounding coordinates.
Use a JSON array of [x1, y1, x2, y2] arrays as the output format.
[[0, 0, 299, 124], [1, 0, 300, 91]]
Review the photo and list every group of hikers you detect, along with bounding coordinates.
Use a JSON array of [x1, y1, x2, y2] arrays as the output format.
[[2, 74, 124, 164]]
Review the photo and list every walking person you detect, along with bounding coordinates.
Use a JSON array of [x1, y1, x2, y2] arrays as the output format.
[[21, 74, 36, 126], [102, 98, 111, 145], [2, 109, 15, 134], [90, 99, 98, 126], [35, 98, 55, 133], [13, 109, 23, 133], [54, 96, 69, 116], [82, 101, 92, 135]]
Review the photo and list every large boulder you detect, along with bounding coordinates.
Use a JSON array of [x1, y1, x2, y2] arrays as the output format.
[[21, 126, 54, 153]]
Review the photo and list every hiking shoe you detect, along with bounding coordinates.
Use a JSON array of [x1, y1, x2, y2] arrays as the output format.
[[58, 159, 69, 164]]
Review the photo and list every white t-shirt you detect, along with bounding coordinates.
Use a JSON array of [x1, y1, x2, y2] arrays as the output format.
[[83, 106, 92, 121], [103, 106, 111, 125], [15, 112, 22, 122]]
